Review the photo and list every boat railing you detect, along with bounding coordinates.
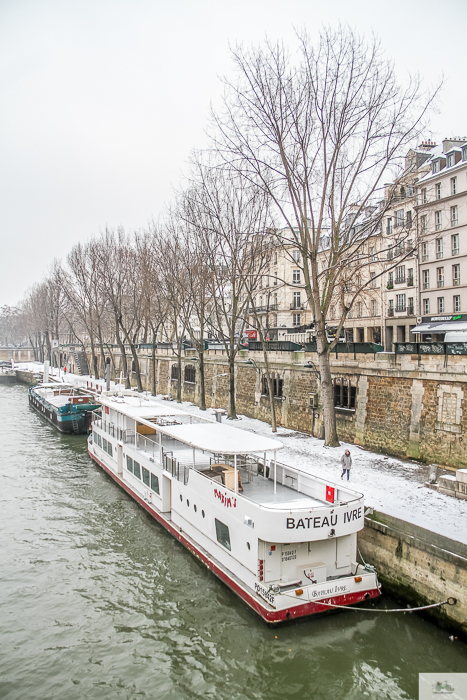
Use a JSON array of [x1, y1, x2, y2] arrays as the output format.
[[163, 451, 189, 484]]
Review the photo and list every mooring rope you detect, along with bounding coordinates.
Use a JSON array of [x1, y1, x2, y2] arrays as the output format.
[[314, 597, 457, 612]]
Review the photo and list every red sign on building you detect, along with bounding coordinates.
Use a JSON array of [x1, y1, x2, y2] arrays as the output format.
[[245, 330, 257, 339]]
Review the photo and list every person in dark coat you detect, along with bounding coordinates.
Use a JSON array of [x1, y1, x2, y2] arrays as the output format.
[[341, 450, 352, 480]]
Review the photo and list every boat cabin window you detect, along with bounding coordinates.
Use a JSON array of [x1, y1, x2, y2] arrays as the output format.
[[133, 461, 141, 479], [142, 467, 150, 486], [126, 456, 133, 473], [215, 518, 231, 551], [103, 438, 108, 452], [107, 441, 112, 456], [151, 473, 159, 494]]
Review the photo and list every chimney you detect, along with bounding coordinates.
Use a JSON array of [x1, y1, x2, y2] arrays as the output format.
[[442, 137, 467, 153], [418, 139, 437, 150]]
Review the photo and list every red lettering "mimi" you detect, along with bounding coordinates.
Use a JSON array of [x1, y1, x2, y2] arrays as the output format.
[[214, 488, 237, 508]]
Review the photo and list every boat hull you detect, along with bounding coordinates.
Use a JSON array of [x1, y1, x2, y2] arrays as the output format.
[[88, 446, 381, 623]]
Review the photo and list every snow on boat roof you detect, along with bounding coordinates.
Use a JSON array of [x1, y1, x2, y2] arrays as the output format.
[[100, 395, 188, 420], [158, 422, 284, 455]]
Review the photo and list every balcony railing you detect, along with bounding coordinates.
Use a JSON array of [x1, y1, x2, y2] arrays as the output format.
[[423, 282, 430, 290], [452, 248, 460, 256], [395, 306, 407, 313], [454, 278, 460, 286], [388, 308, 394, 317], [395, 277, 406, 284], [290, 303, 304, 310], [437, 280, 444, 288], [436, 251, 443, 259]]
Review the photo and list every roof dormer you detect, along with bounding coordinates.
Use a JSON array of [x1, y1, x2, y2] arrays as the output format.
[[445, 148, 462, 168], [431, 156, 446, 174]]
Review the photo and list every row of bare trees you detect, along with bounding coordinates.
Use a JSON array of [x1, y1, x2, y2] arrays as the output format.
[[8, 26, 436, 445]]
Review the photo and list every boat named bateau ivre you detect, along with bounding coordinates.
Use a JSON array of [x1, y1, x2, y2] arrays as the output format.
[[29, 383, 101, 434], [88, 391, 380, 623]]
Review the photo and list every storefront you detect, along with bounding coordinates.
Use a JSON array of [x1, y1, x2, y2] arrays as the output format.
[[410, 314, 467, 341]]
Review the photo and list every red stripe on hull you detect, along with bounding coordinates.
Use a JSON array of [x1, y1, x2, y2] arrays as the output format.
[[88, 448, 380, 623]]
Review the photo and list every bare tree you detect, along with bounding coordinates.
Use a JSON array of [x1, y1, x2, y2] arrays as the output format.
[[212, 26, 438, 445]]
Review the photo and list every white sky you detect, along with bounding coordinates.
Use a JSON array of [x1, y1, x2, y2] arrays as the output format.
[[1, 0, 466, 307]]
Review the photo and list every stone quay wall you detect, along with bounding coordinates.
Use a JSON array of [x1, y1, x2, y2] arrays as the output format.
[[104, 347, 467, 469], [359, 511, 467, 638]]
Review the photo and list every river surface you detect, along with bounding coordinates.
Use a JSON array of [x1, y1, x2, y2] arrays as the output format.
[[0, 383, 466, 700]]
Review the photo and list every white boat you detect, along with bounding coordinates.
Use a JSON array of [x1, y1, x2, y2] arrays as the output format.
[[88, 391, 380, 623]]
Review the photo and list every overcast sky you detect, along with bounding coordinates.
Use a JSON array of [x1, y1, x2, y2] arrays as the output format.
[[1, 0, 466, 307]]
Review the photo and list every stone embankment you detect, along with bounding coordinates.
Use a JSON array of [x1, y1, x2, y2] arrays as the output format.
[[359, 511, 467, 638]]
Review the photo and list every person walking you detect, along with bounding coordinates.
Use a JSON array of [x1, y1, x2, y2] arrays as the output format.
[[341, 450, 352, 480]]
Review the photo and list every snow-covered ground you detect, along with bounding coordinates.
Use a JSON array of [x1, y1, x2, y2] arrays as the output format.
[[17, 362, 467, 545]]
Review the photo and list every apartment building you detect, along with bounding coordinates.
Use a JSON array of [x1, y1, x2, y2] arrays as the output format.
[[414, 138, 467, 338]]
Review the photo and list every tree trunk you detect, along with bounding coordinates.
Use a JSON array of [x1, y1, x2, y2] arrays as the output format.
[[129, 343, 143, 392], [176, 352, 182, 403], [316, 332, 339, 447], [198, 349, 206, 410], [227, 354, 237, 419], [115, 319, 130, 389], [151, 333, 157, 396]]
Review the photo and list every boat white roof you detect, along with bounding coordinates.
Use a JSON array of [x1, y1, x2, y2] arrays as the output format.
[[101, 395, 188, 420], [158, 422, 284, 455]]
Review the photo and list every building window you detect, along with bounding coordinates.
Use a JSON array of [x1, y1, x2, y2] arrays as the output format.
[[371, 272, 376, 288], [437, 297, 445, 313], [395, 209, 404, 227], [422, 270, 430, 290], [423, 298, 430, 314], [435, 183, 441, 200], [451, 206, 458, 227], [273, 292, 278, 306], [451, 177, 457, 195], [142, 466, 150, 486], [388, 271, 394, 288], [452, 234, 460, 256], [436, 238, 443, 258], [370, 246, 376, 261], [274, 252, 278, 264], [261, 374, 283, 398], [292, 313, 301, 326], [184, 364, 196, 383], [387, 217, 393, 235], [422, 241, 428, 261], [421, 188, 427, 204], [408, 297, 414, 315], [171, 364, 179, 380], [150, 473, 160, 494], [371, 299, 377, 316], [292, 292, 301, 309], [407, 269, 414, 286], [433, 160, 440, 174], [126, 456, 133, 473], [453, 264, 460, 286], [436, 267, 444, 288], [454, 295, 461, 313], [406, 211, 412, 227], [388, 299, 394, 316], [395, 266, 405, 284], [215, 519, 231, 551], [272, 314, 277, 327], [357, 302, 362, 318], [396, 294, 406, 312], [464, 147, 467, 162], [274, 271, 278, 285], [292, 249, 300, 263], [333, 378, 356, 410], [292, 269, 300, 284], [447, 154, 454, 168], [435, 211, 442, 231]]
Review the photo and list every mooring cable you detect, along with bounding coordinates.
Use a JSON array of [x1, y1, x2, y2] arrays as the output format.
[[314, 597, 457, 612]]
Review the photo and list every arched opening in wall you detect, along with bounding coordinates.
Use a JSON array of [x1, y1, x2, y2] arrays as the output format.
[[261, 373, 283, 398], [333, 377, 356, 410], [184, 364, 196, 384], [171, 364, 179, 381]]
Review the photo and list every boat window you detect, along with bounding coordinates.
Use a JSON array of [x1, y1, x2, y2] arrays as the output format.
[[151, 473, 159, 494], [107, 442, 112, 456], [126, 456, 133, 473], [133, 461, 141, 479], [142, 467, 150, 486], [103, 438, 108, 452], [215, 518, 231, 551]]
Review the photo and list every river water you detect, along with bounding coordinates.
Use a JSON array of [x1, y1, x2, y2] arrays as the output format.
[[0, 383, 466, 700]]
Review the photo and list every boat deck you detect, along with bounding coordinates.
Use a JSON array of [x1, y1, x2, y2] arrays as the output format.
[[129, 438, 325, 509]]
